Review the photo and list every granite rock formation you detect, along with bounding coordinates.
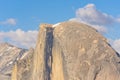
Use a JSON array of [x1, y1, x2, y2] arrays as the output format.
[[0, 43, 34, 80], [11, 48, 33, 80], [1, 21, 120, 80], [31, 21, 120, 80]]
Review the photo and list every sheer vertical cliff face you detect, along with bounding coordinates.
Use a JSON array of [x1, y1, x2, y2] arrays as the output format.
[[51, 35, 64, 80], [32, 24, 64, 80], [32, 24, 53, 80], [31, 21, 120, 80]]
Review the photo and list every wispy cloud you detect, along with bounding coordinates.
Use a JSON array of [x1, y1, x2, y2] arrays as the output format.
[[110, 39, 120, 54], [0, 29, 38, 48], [0, 18, 17, 26], [70, 4, 120, 33]]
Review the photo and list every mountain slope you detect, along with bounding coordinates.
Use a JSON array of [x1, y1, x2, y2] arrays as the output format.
[[0, 43, 34, 80]]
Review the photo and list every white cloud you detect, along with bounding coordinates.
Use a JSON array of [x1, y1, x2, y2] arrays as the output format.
[[69, 18, 107, 33], [75, 4, 114, 25], [0, 29, 38, 48], [89, 24, 107, 33], [116, 18, 120, 23], [70, 4, 120, 33], [0, 18, 17, 26], [111, 39, 120, 54]]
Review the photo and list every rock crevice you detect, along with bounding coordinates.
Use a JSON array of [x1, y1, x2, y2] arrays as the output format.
[[44, 27, 54, 80]]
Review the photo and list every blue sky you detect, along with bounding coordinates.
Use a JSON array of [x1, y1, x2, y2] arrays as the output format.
[[0, 0, 120, 53], [0, 0, 120, 31]]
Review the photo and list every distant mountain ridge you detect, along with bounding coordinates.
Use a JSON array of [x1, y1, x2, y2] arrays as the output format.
[[0, 42, 34, 80]]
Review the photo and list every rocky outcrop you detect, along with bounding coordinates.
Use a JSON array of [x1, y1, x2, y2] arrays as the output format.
[[11, 63, 17, 80], [31, 21, 120, 80], [0, 43, 24, 74], [11, 48, 34, 80], [0, 43, 34, 80]]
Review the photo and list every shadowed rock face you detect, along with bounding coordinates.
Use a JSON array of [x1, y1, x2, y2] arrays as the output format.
[[31, 21, 120, 80]]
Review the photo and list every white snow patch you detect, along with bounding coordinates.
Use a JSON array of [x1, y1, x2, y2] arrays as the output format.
[[9, 61, 13, 65], [53, 23, 61, 28], [7, 47, 12, 51], [20, 52, 29, 60]]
